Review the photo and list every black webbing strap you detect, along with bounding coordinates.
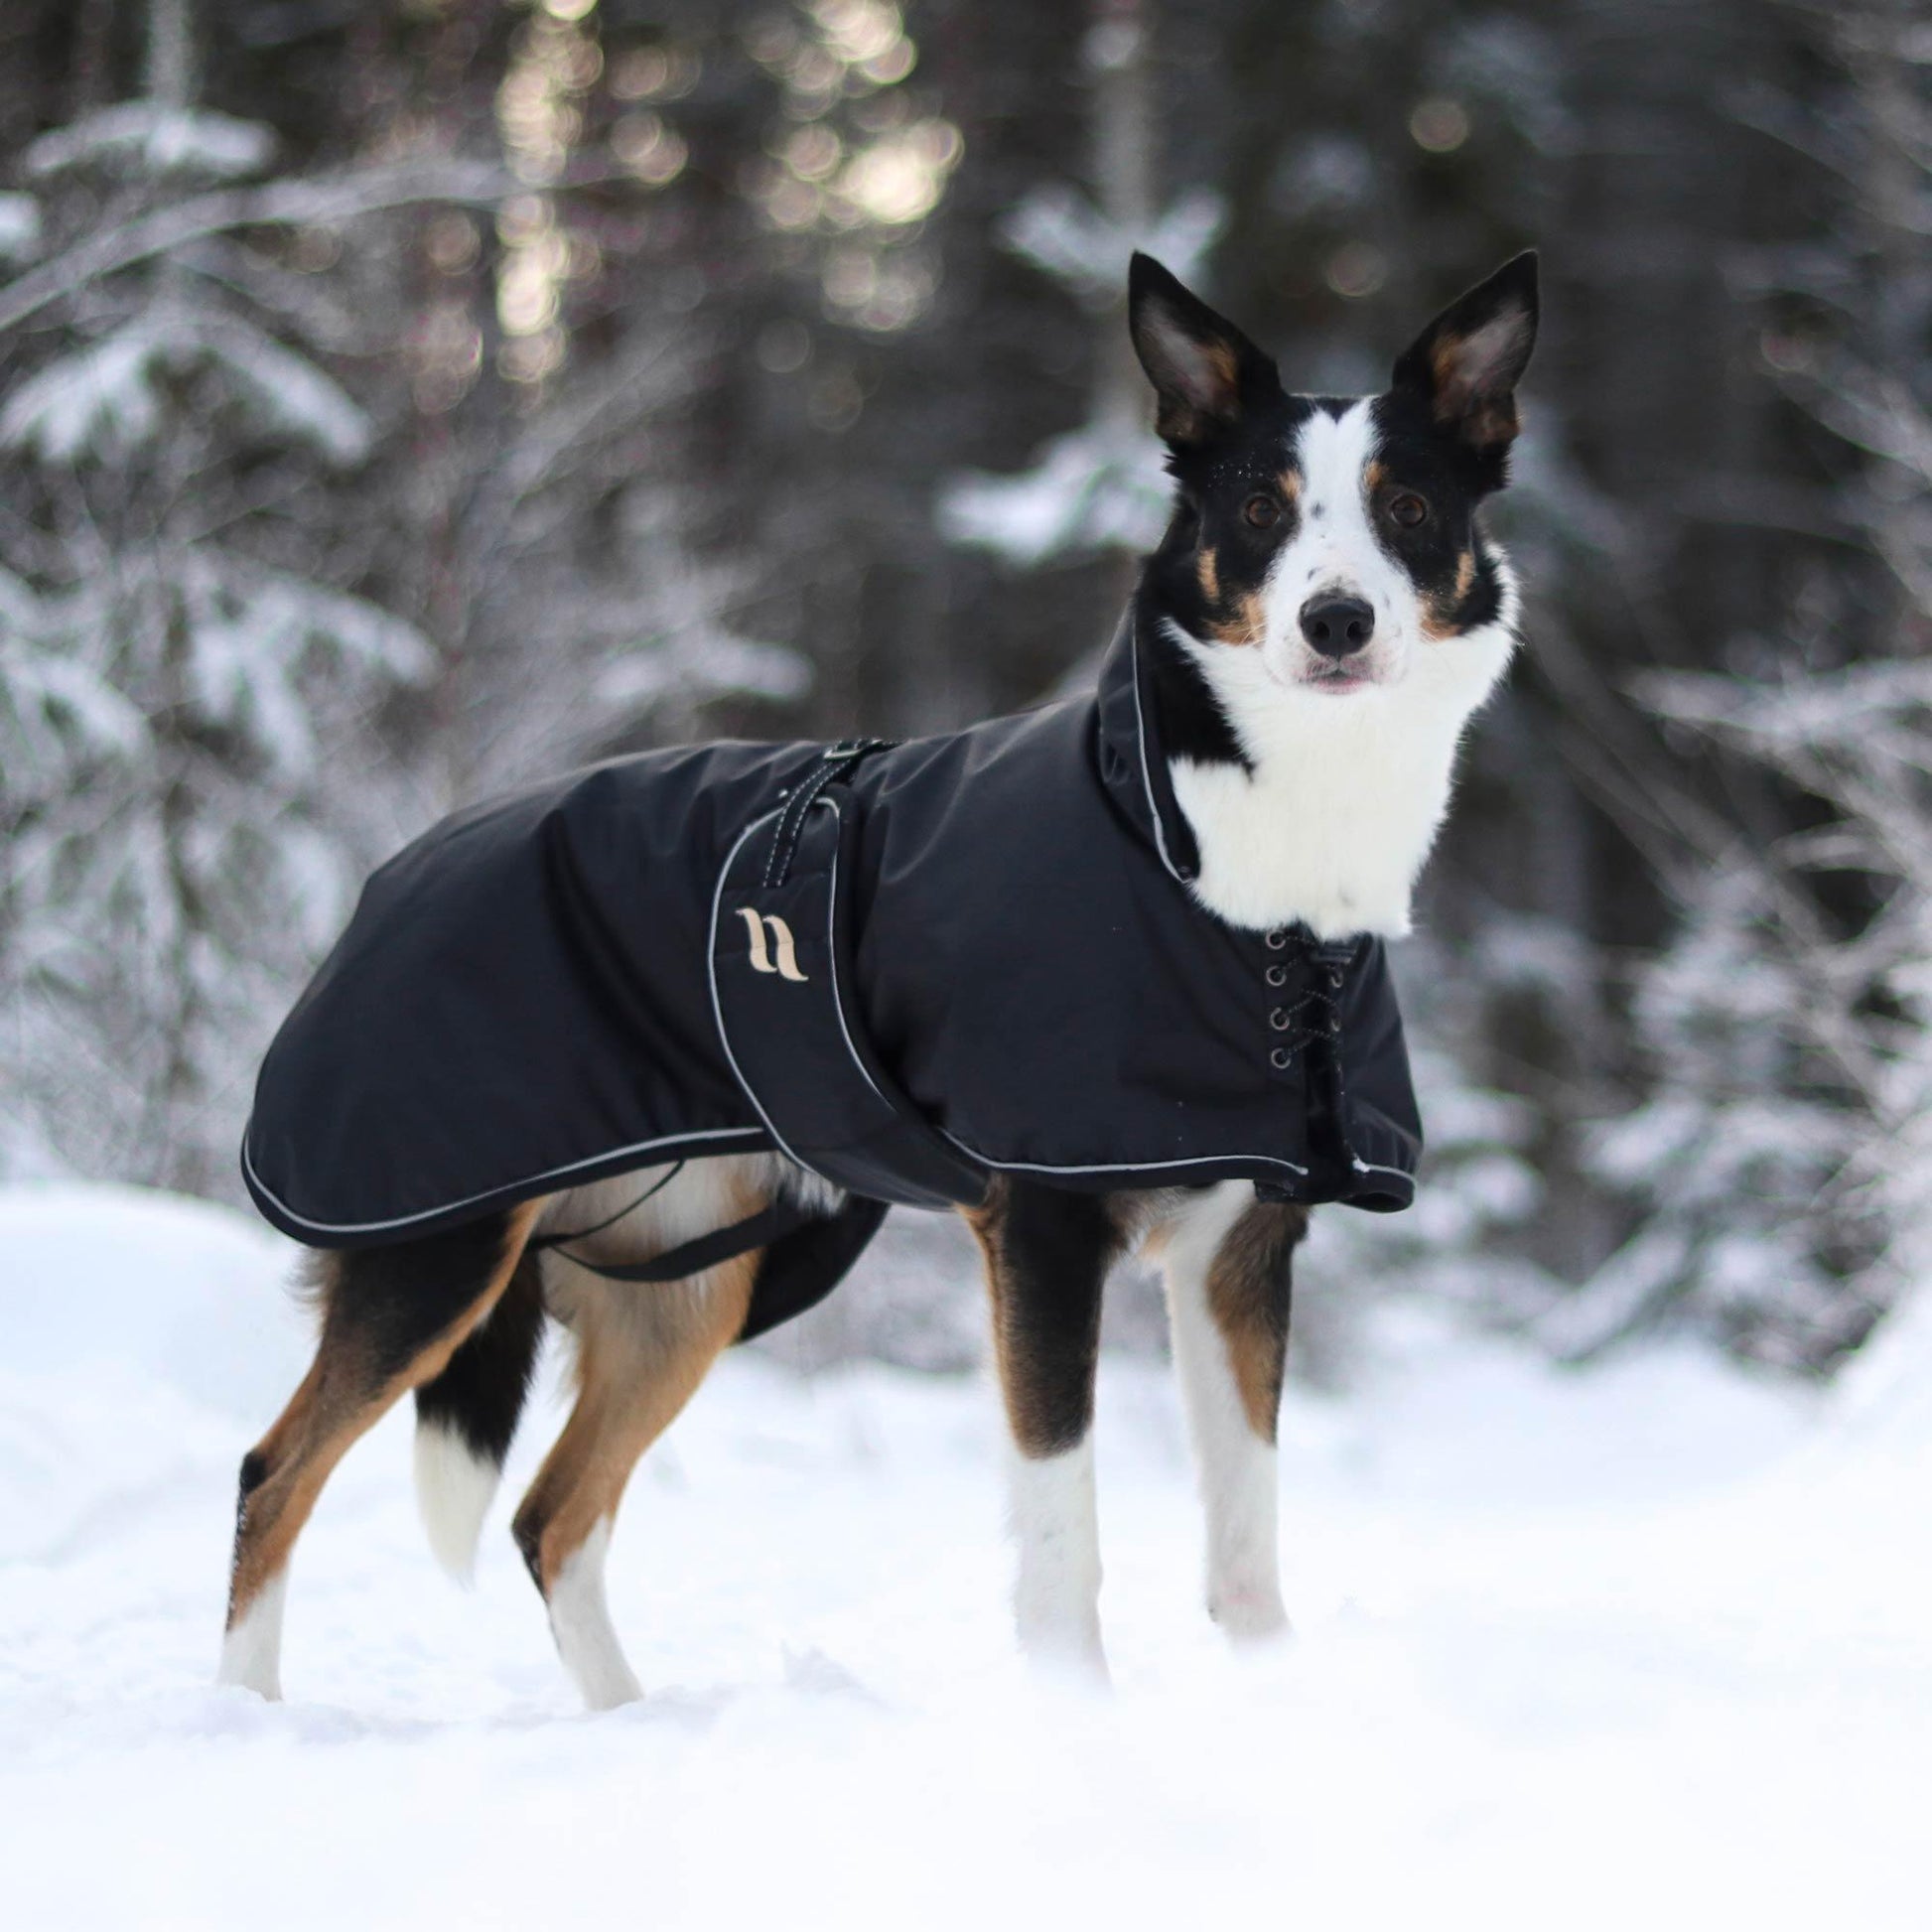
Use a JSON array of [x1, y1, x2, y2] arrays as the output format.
[[762, 738, 897, 889], [526, 1161, 686, 1256], [537, 1199, 815, 1285]]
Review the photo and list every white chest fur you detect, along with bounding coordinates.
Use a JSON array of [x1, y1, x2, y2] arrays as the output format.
[[1165, 621, 1511, 939]]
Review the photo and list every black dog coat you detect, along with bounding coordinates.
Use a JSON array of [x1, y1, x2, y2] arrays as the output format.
[[243, 613, 1423, 1337]]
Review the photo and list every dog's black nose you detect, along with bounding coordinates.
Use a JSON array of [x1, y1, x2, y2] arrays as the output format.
[[1299, 595, 1375, 658]]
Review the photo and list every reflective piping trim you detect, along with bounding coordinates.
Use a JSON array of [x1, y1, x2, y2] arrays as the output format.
[[1348, 1158, 1414, 1182], [239, 1123, 766, 1240], [1129, 621, 1189, 887], [707, 806, 821, 1179], [938, 1126, 1308, 1181], [818, 795, 898, 1113]]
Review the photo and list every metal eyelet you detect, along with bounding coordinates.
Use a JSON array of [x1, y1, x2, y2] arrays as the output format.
[[1265, 964, 1287, 987], [1265, 929, 1288, 950], [1269, 1008, 1291, 1031], [1270, 1046, 1292, 1070]]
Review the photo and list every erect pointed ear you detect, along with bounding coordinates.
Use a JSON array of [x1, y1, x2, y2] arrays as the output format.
[[1391, 251, 1539, 455], [1129, 252, 1280, 449]]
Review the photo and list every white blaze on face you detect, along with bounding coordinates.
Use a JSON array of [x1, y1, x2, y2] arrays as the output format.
[[1164, 397, 1521, 938], [1257, 399, 1421, 688]]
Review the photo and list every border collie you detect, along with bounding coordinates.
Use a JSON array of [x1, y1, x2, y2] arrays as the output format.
[[217, 250, 1535, 1706]]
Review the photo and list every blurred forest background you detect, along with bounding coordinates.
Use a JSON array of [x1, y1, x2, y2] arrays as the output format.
[[3, 0, 1930, 1381]]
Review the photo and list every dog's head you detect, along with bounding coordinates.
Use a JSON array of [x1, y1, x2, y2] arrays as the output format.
[[1130, 251, 1537, 708]]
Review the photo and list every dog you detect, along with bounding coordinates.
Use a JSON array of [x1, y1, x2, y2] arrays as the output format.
[[218, 249, 1535, 1706]]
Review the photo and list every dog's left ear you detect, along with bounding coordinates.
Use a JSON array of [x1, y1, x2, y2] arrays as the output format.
[[1391, 251, 1539, 455]]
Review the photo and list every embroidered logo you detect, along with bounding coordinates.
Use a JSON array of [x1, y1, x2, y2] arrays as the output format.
[[737, 908, 808, 982]]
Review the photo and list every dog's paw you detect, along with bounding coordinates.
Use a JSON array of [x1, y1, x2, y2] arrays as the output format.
[[1208, 1589, 1292, 1645]]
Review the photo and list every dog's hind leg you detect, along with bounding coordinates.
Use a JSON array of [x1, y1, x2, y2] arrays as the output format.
[[1158, 1181, 1305, 1642], [510, 1249, 757, 1711], [964, 1179, 1125, 1679], [217, 1204, 539, 1699], [412, 1247, 548, 1583]]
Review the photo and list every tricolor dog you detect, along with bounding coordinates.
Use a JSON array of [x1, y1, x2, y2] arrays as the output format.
[[220, 250, 1537, 1706]]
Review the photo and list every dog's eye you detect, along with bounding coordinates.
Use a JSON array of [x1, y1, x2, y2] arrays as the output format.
[[1388, 491, 1430, 528], [1243, 493, 1280, 530]]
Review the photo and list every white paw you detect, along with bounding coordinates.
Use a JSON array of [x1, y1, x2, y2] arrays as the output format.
[[1019, 1626, 1113, 1689], [212, 1669, 283, 1702], [1209, 1588, 1292, 1644], [577, 1669, 644, 1714], [215, 1571, 288, 1698]]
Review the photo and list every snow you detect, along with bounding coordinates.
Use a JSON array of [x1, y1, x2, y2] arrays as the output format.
[[597, 628, 812, 713], [1, 313, 372, 468], [22, 103, 273, 184], [3, 1180, 1929, 1929], [939, 416, 1174, 564], [0, 608, 146, 799], [1000, 184, 1224, 307], [937, 185, 1223, 567], [0, 192, 41, 260], [180, 557, 436, 774]]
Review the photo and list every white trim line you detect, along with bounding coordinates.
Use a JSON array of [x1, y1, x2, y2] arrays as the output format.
[[707, 807, 821, 1179], [1348, 1158, 1413, 1182], [706, 793, 900, 1195], [819, 797, 898, 1113], [241, 1122, 765, 1240], [1129, 620, 1190, 887], [938, 1127, 1307, 1181]]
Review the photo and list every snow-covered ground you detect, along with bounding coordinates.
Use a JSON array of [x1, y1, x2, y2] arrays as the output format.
[[2, 1181, 1927, 1930]]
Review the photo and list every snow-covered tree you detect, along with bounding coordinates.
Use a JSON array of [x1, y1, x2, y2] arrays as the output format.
[[0, 0, 432, 1194], [1554, 2, 1932, 1373], [402, 323, 812, 797], [938, 0, 1221, 565], [1557, 664, 1932, 1372]]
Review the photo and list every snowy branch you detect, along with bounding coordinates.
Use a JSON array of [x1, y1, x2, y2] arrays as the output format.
[[0, 157, 597, 338]]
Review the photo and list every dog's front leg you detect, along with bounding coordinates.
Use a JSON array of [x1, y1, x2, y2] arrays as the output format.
[[1160, 1181, 1305, 1641], [964, 1179, 1121, 1679]]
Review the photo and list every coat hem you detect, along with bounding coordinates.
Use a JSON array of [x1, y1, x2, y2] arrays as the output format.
[[937, 1129, 1312, 1188], [239, 1124, 772, 1247]]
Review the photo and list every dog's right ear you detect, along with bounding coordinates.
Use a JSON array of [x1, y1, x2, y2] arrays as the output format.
[[1129, 253, 1279, 450]]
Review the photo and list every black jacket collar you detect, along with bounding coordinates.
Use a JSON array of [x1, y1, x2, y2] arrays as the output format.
[[1094, 605, 1203, 888]]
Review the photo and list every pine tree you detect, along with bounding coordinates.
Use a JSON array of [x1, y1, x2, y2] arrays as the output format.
[[1557, 1, 1932, 1372], [1562, 665, 1925, 1371], [937, 0, 1220, 568], [0, 0, 431, 1194]]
